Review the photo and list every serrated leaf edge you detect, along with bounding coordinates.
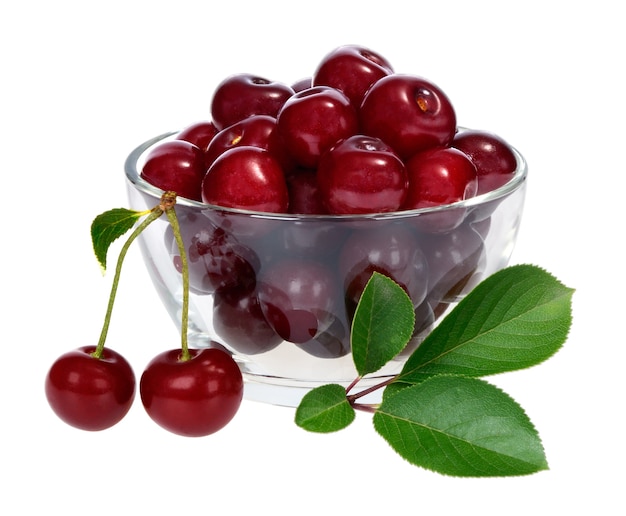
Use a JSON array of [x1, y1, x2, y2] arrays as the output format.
[[397, 264, 574, 382], [295, 384, 355, 433], [373, 375, 549, 477]]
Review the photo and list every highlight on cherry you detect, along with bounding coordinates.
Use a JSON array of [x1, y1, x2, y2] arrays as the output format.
[[44, 191, 244, 436]]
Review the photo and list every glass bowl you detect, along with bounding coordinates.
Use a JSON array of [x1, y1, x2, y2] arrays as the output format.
[[125, 131, 527, 406]]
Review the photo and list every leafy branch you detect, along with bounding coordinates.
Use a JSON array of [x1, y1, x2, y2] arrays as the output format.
[[295, 266, 574, 477]]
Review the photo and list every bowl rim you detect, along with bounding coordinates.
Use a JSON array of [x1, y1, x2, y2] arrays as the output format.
[[124, 128, 528, 222]]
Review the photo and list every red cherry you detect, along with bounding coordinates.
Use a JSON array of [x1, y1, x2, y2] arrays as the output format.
[[276, 85, 359, 169], [257, 258, 339, 344], [204, 114, 292, 172], [404, 147, 478, 207], [210, 73, 294, 130], [403, 146, 478, 232], [202, 146, 289, 213], [451, 129, 518, 194], [176, 120, 218, 150], [172, 223, 260, 295], [213, 285, 282, 355], [360, 74, 457, 159], [317, 134, 408, 214], [45, 346, 135, 431], [339, 223, 429, 318], [140, 139, 207, 201], [313, 44, 393, 107], [140, 347, 243, 437]]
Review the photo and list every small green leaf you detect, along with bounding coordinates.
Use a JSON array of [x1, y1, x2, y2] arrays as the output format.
[[91, 208, 147, 271], [295, 384, 355, 433], [397, 264, 574, 384], [373, 375, 548, 477], [351, 272, 415, 376]]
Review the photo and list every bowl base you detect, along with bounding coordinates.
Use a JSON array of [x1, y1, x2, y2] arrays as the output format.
[[242, 371, 391, 407]]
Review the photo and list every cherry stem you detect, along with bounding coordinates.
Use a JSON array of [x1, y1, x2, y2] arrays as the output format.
[[162, 193, 191, 362], [92, 205, 164, 359]]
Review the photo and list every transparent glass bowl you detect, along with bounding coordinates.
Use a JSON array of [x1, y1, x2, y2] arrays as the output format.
[[125, 131, 527, 406]]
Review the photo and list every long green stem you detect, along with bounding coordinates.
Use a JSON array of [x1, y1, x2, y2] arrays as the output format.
[[92, 206, 164, 359], [164, 203, 191, 361]]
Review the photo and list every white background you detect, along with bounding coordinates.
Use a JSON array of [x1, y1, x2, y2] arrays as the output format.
[[1, 1, 624, 514]]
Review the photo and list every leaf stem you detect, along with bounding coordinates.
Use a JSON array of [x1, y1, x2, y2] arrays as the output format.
[[346, 375, 397, 405], [345, 376, 362, 395], [162, 193, 191, 362], [351, 402, 379, 414], [92, 206, 164, 359]]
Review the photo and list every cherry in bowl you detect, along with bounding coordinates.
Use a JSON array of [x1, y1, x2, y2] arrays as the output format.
[[127, 127, 526, 406]]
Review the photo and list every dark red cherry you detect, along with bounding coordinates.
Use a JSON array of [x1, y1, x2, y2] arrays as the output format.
[[276, 86, 359, 169], [213, 285, 282, 355], [360, 74, 457, 159], [141, 140, 207, 201], [204, 115, 292, 172], [451, 129, 518, 194], [257, 258, 340, 344], [403, 146, 478, 232], [140, 347, 243, 437], [339, 223, 429, 318], [202, 146, 289, 213], [317, 134, 408, 214], [312, 44, 393, 107], [45, 346, 135, 431], [210, 73, 294, 130], [176, 120, 219, 150]]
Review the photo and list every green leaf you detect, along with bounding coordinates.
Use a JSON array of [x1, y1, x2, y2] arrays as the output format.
[[295, 384, 355, 433], [351, 272, 415, 376], [373, 375, 548, 477], [397, 264, 574, 385], [91, 208, 146, 271]]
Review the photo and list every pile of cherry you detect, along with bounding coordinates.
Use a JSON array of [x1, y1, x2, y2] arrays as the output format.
[[143, 44, 519, 357], [141, 45, 517, 215], [45, 45, 520, 438]]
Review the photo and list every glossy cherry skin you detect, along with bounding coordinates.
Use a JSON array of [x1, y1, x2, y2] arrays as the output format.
[[404, 147, 478, 207], [276, 86, 359, 169], [257, 258, 339, 344], [403, 146, 478, 232], [140, 347, 243, 437], [176, 120, 219, 150], [204, 114, 292, 172], [180, 225, 259, 294], [45, 346, 135, 431], [213, 285, 282, 355], [451, 129, 518, 194], [313, 44, 393, 107], [202, 146, 289, 212], [210, 73, 294, 130], [317, 134, 408, 214], [141, 139, 207, 201], [360, 74, 457, 159]]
